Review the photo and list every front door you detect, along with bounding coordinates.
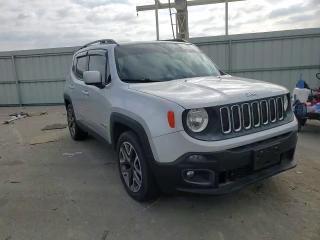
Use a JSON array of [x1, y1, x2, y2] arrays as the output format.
[[83, 49, 112, 141]]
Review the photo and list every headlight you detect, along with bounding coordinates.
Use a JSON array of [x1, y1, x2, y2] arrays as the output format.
[[284, 95, 289, 111], [186, 108, 209, 132]]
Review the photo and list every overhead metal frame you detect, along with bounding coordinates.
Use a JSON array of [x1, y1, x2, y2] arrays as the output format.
[[136, 0, 245, 40], [136, 0, 242, 11]]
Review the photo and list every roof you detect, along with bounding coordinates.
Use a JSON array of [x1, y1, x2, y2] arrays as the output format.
[[75, 39, 191, 54]]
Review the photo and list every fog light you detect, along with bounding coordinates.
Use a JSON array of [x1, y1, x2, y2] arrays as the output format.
[[182, 169, 215, 186], [186, 170, 195, 178]]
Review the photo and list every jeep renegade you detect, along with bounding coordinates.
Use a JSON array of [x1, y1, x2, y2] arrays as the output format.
[[64, 39, 298, 201]]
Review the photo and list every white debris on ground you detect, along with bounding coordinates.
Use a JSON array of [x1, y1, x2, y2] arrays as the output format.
[[62, 152, 83, 158], [3, 112, 28, 124], [2, 111, 47, 124]]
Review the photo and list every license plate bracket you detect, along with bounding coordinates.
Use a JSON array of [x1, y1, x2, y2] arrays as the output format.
[[253, 144, 281, 171]]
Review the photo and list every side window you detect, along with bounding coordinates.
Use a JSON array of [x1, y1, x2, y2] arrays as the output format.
[[76, 55, 88, 79], [72, 58, 76, 73], [88, 55, 106, 83]]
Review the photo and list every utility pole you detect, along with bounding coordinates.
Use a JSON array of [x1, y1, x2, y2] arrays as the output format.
[[155, 0, 160, 40], [175, 0, 189, 39], [136, 0, 244, 40], [225, 0, 228, 35]]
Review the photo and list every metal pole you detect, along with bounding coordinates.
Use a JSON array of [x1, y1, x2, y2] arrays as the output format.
[[228, 39, 232, 72], [225, 0, 229, 35], [186, 9, 189, 40], [168, 0, 176, 39], [155, 0, 160, 40], [11, 55, 22, 107], [175, 0, 189, 40]]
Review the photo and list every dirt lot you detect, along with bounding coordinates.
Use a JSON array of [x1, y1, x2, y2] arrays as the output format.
[[0, 106, 319, 240]]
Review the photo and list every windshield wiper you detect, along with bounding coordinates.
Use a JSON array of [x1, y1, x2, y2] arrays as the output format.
[[121, 78, 160, 83]]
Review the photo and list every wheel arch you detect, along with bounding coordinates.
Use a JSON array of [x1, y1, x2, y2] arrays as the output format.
[[110, 113, 154, 160], [63, 93, 72, 108]]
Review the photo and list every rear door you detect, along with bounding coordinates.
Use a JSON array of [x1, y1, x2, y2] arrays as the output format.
[[71, 51, 89, 124]]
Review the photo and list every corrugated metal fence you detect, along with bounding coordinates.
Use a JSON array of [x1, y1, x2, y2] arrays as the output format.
[[1, 28, 320, 106], [0, 47, 76, 106], [193, 28, 320, 92]]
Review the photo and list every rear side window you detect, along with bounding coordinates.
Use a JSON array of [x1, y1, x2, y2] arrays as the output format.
[[89, 55, 106, 82], [72, 58, 76, 72], [75, 55, 88, 79]]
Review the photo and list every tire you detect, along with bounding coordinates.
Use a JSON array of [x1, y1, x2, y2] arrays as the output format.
[[117, 131, 159, 202], [66, 104, 88, 141]]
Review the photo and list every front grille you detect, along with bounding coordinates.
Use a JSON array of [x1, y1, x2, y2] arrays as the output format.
[[220, 96, 286, 134]]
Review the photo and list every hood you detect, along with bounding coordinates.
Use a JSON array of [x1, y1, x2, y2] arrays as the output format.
[[129, 75, 288, 109]]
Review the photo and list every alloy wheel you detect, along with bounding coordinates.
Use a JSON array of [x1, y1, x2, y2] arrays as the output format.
[[119, 141, 143, 193], [67, 106, 76, 137]]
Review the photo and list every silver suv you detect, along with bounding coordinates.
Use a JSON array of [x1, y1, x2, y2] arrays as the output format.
[[64, 39, 298, 201]]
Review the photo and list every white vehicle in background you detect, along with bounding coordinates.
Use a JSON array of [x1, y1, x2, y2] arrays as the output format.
[[64, 39, 298, 201]]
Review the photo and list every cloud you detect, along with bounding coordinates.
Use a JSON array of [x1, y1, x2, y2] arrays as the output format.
[[268, 4, 305, 19], [0, 0, 319, 51], [17, 13, 30, 20], [267, 0, 320, 28], [276, 9, 320, 25], [309, 0, 320, 7], [56, 8, 71, 18], [288, 13, 319, 23], [72, 0, 128, 8]]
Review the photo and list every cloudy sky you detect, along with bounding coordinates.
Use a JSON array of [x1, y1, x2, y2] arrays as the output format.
[[0, 0, 319, 51]]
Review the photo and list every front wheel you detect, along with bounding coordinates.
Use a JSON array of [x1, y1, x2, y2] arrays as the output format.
[[117, 131, 159, 201]]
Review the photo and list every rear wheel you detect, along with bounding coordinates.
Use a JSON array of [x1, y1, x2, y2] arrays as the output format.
[[66, 104, 88, 140], [117, 131, 159, 201]]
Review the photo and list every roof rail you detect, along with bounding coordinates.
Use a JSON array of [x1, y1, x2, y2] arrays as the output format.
[[163, 39, 189, 43], [79, 39, 118, 50]]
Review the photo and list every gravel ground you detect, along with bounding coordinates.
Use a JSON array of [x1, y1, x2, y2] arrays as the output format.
[[0, 106, 319, 240]]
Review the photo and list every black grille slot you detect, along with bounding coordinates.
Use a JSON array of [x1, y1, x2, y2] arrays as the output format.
[[277, 97, 284, 120], [269, 98, 277, 122], [220, 107, 231, 133], [251, 102, 260, 127], [242, 103, 251, 129], [260, 100, 269, 124], [231, 105, 241, 132]]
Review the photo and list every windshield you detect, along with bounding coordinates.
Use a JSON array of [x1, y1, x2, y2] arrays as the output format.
[[115, 43, 221, 83]]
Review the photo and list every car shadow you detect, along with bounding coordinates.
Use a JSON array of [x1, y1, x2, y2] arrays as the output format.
[[70, 133, 295, 211]]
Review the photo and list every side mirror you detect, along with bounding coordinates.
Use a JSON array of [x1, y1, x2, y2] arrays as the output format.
[[83, 71, 102, 85]]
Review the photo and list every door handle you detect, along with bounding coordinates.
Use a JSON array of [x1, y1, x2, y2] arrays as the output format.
[[82, 90, 89, 96]]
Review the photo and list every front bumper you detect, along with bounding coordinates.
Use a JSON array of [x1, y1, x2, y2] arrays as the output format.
[[151, 131, 297, 194]]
